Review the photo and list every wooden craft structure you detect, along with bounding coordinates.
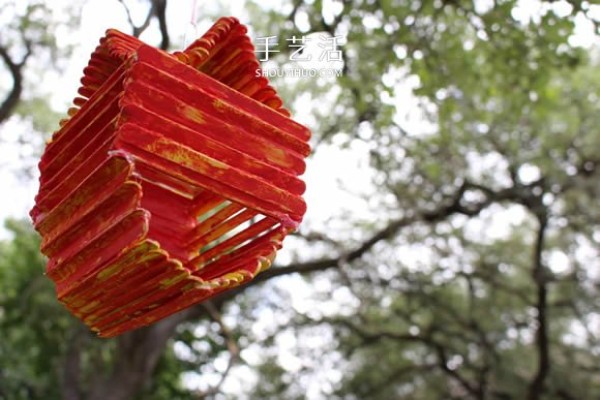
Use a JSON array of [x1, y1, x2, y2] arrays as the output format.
[[30, 17, 310, 337]]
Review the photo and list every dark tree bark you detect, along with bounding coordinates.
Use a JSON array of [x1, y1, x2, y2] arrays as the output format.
[[86, 307, 201, 400], [118, 0, 170, 50], [153, 0, 170, 50], [62, 325, 85, 400], [0, 43, 31, 125], [527, 215, 550, 400]]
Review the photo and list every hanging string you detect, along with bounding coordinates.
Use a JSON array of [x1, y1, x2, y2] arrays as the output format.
[[182, 0, 198, 49], [190, 0, 197, 26]]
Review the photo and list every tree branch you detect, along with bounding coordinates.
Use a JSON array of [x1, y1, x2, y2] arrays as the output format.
[[153, 0, 170, 50], [332, 318, 480, 397], [118, 0, 169, 49], [257, 180, 511, 281], [0, 43, 31, 124], [118, 0, 152, 37], [527, 214, 550, 400]]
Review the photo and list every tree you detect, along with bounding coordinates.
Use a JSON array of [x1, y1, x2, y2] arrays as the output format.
[[0, 1, 76, 127], [236, 1, 600, 399], [0, 2, 219, 400], [3, 0, 600, 399]]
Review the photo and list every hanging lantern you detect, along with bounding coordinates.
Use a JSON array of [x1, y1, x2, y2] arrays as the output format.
[[30, 17, 310, 338]]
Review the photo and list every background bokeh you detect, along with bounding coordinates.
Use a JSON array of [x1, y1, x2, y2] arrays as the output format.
[[2, 1, 600, 399]]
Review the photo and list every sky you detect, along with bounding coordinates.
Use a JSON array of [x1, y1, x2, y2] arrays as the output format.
[[0, 0, 377, 240], [2, 0, 600, 240]]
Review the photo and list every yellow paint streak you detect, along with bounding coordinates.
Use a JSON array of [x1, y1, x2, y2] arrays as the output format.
[[212, 98, 226, 111], [264, 145, 291, 166], [181, 104, 205, 124], [78, 300, 100, 313], [173, 51, 188, 62], [257, 253, 276, 274], [155, 138, 228, 172], [96, 261, 125, 281], [182, 281, 203, 292], [217, 271, 250, 287], [159, 271, 189, 287], [97, 243, 164, 280]]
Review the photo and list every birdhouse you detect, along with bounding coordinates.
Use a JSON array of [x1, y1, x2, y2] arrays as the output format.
[[30, 17, 310, 337]]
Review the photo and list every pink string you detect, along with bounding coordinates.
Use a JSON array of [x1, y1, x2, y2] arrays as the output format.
[[183, 0, 199, 48], [190, 0, 197, 25]]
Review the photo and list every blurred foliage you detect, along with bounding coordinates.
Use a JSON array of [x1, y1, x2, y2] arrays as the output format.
[[0, 220, 202, 398], [0, 220, 70, 399], [3, 0, 600, 399], [239, 1, 600, 399]]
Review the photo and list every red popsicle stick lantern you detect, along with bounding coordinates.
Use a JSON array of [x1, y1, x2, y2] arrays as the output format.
[[30, 17, 310, 337]]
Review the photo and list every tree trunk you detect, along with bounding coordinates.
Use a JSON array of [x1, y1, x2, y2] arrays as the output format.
[[86, 310, 190, 400]]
